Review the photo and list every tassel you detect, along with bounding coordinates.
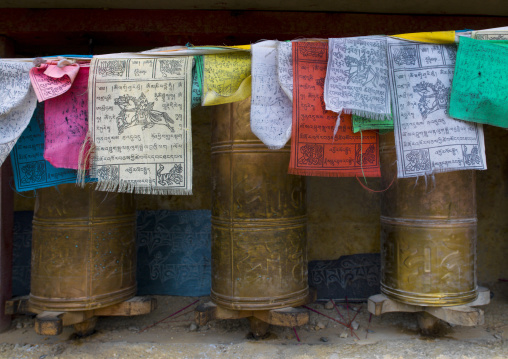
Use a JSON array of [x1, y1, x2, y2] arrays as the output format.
[[76, 130, 94, 187]]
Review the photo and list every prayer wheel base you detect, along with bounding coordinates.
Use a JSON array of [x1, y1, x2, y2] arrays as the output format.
[[5, 295, 157, 336], [380, 284, 479, 308], [367, 287, 490, 333], [195, 289, 317, 338]]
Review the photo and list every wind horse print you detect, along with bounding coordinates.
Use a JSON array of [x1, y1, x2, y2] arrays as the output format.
[[86, 57, 193, 195], [386, 38, 486, 178]]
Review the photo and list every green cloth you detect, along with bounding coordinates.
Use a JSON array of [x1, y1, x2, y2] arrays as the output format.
[[449, 37, 508, 128], [191, 56, 203, 108], [352, 115, 393, 134]]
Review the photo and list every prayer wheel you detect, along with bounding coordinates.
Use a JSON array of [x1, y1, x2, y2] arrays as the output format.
[[29, 184, 137, 311], [380, 133, 477, 306], [210, 98, 308, 310]]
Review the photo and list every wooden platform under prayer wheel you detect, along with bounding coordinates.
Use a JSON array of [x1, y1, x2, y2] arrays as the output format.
[[368, 287, 491, 334], [5, 295, 157, 336], [195, 289, 317, 338]]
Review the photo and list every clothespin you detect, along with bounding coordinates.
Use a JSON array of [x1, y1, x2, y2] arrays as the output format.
[[56, 56, 76, 68], [33, 57, 47, 67]]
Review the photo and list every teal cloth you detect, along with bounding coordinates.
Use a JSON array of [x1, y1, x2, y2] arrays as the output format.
[[192, 56, 203, 108], [449, 37, 508, 128], [352, 115, 393, 134]]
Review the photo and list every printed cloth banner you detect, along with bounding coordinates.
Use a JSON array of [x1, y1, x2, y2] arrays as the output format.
[[10, 103, 87, 192], [202, 51, 251, 106], [289, 42, 380, 177], [191, 56, 203, 108], [449, 38, 508, 128], [87, 57, 193, 195], [277, 41, 294, 101], [251, 40, 293, 149], [324, 36, 391, 120], [44, 65, 90, 169], [387, 38, 487, 178], [472, 27, 508, 40], [391, 31, 456, 44], [0, 61, 37, 167], [29, 62, 80, 102], [136, 210, 211, 296], [352, 115, 393, 134]]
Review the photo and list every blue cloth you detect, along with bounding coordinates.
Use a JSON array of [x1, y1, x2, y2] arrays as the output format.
[[136, 210, 211, 296], [10, 103, 93, 192]]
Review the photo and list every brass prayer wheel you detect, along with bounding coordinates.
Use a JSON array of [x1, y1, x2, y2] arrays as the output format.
[[29, 184, 137, 311], [380, 133, 477, 306], [210, 98, 308, 310]]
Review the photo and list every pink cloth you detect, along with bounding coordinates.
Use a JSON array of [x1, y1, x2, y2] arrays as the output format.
[[44, 65, 90, 170], [29, 62, 80, 102]]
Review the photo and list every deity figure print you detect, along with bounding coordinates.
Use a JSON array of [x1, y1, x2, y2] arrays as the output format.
[[114, 93, 175, 134]]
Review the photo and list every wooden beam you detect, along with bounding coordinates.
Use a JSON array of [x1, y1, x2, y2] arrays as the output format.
[[0, 9, 507, 56], [0, 36, 15, 333]]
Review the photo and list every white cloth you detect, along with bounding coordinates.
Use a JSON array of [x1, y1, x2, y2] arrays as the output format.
[[472, 29, 508, 40], [386, 38, 487, 178], [250, 41, 293, 149], [277, 41, 293, 101], [87, 57, 193, 194], [0, 61, 37, 166], [324, 36, 391, 120]]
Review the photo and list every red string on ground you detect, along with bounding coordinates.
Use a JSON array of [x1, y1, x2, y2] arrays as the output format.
[[331, 299, 346, 322], [345, 296, 353, 337], [356, 174, 395, 193], [293, 327, 300, 342], [303, 305, 359, 340], [349, 304, 362, 325], [162, 309, 195, 323], [139, 299, 200, 333], [366, 313, 373, 339]]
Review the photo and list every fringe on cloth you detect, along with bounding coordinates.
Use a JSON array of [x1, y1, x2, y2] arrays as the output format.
[[92, 180, 192, 195], [287, 168, 380, 177], [76, 130, 94, 187], [340, 108, 392, 121]]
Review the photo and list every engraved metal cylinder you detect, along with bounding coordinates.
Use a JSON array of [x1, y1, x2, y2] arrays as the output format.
[[380, 133, 477, 306], [29, 184, 137, 311], [210, 98, 308, 310]]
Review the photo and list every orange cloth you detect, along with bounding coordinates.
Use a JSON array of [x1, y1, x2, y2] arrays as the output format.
[[289, 42, 380, 177]]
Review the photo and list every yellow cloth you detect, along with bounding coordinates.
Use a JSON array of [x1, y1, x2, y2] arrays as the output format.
[[391, 31, 455, 44], [202, 51, 252, 106]]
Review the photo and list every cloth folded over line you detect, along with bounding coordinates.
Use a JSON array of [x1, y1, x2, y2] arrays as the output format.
[[289, 42, 380, 178], [202, 50, 251, 106], [29, 62, 80, 102], [324, 36, 391, 121], [277, 41, 294, 101], [191, 56, 203, 108], [391, 31, 456, 44], [0, 61, 37, 167], [44, 65, 90, 169], [250, 40, 293, 149]]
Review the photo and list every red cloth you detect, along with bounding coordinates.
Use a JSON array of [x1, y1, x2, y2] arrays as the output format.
[[289, 42, 380, 177], [44, 65, 90, 169]]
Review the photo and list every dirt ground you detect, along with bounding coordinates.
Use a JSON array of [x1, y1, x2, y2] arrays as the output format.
[[0, 282, 506, 359]]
